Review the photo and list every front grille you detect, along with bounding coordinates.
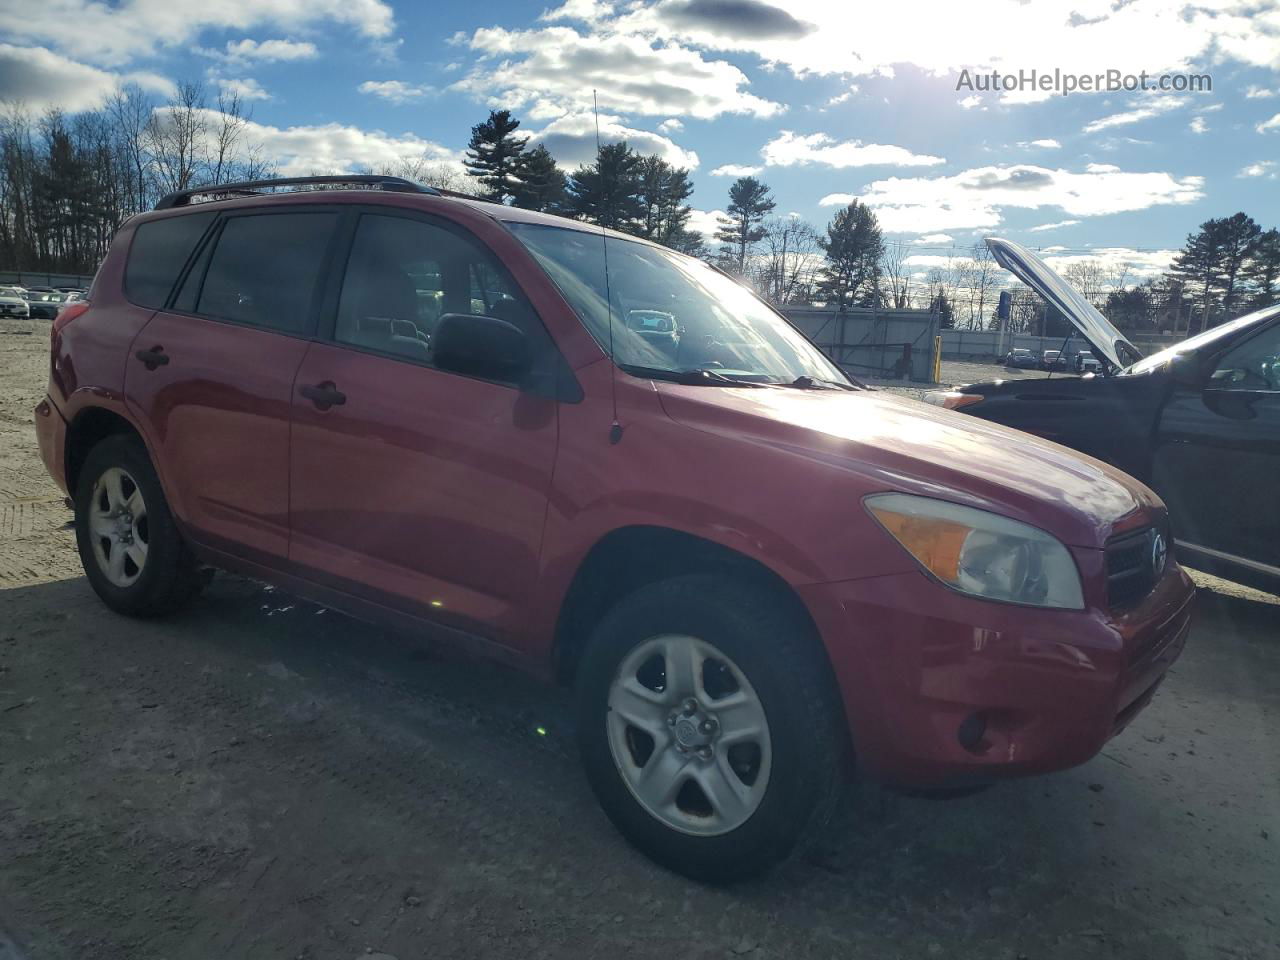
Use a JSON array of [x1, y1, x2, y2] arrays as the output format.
[[1106, 525, 1167, 609]]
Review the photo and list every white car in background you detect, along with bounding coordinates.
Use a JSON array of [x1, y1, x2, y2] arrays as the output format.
[[0, 286, 30, 319]]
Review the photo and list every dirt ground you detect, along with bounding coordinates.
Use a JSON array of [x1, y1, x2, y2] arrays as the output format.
[[2, 325, 1278, 960]]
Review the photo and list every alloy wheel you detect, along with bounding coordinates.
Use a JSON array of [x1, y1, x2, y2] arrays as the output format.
[[88, 466, 149, 588], [606, 634, 772, 836]]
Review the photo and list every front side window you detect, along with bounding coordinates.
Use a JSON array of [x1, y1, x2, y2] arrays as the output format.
[[1209, 323, 1280, 392], [334, 213, 546, 376], [193, 212, 338, 334], [508, 223, 850, 386]]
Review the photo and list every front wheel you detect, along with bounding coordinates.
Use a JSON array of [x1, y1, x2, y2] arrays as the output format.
[[74, 434, 203, 617], [576, 574, 846, 882]]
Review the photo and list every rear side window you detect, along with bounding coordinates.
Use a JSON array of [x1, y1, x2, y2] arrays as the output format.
[[124, 212, 215, 308], [193, 212, 337, 334]]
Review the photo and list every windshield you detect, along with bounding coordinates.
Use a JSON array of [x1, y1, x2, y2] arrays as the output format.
[[1124, 304, 1280, 375], [509, 223, 850, 386]]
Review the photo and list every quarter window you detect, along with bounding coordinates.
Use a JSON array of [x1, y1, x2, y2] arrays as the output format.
[[193, 212, 338, 334], [334, 213, 546, 377]]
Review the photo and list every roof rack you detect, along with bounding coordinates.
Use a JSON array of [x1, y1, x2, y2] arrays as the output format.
[[154, 175, 440, 211]]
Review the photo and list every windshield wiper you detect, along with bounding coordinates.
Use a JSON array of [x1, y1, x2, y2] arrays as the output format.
[[617, 364, 765, 387], [786, 375, 857, 391]]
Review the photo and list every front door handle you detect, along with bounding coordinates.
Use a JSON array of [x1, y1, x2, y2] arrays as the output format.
[[298, 381, 347, 410], [134, 346, 169, 370]]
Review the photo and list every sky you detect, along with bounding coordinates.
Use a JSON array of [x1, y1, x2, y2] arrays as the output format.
[[2, 0, 1280, 281]]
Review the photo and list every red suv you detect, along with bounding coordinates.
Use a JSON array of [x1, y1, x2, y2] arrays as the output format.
[[35, 176, 1195, 881]]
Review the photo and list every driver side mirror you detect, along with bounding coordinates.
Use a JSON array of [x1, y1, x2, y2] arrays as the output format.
[[1167, 352, 1206, 389], [433, 313, 531, 385]]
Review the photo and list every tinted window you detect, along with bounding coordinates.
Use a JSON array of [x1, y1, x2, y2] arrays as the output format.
[[195, 212, 337, 334], [1209, 323, 1280, 391], [335, 213, 545, 375], [125, 212, 215, 308]]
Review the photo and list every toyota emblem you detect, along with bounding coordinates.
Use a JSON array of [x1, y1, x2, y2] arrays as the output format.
[[1150, 531, 1167, 576]]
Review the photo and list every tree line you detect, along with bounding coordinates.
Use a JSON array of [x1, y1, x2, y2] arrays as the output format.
[[2, 93, 1276, 334]]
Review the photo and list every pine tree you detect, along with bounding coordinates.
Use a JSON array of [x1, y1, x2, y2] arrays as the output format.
[[815, 200, 884, 309], [636, 155, 695, 248], [511, 144, 567, 213], [1243, 227, 1280, 309], [1170, 213, 1262, 331], [566, 141, 644, 231], [714, 176, 774, 275], [463, 110, 528, 203]]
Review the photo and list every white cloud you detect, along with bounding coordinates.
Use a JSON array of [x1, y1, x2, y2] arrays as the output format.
[[1028, 219, 1081, 232], [761, 131, 944, 168], [359, 80, 432, 104], [609, 0, 1280, 90], [1246, 85, 1278, 99], [709, 163, 763, 176], [3, 0, 394, 67], [686, 207, 726, 239], [0, 44, 173, 112], [826, 84, 858, 106], [958, 95, 982, 110], [217, 38, 318, 63], [1259, 113, 1280, 133], [915, 233, 953, 244], [219, 77, 271, 101], [658, 118, 684, 132], [528, 111, 700, 169], [822, 163, 1204, 233], [1240, 160, 1278, 178], [1018, 138, 1061, 149], [453, 25, 782, 120], [1189, 115, 1208, 134], [167, 110, 460, 176], [1042, 248, 1178, 280], [1082, 95, 1187, 134]]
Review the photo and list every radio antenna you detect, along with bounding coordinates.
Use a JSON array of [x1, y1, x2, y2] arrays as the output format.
[[594, 89, 623, 444]]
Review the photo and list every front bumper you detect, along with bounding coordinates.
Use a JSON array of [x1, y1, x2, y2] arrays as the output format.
[[0, 305, 29, 318], [799, 559, 1194, 788], [34, 396, 68, 496]]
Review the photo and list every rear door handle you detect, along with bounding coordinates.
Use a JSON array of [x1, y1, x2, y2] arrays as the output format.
[[298, 381, 346, 410], [134, 346, 169, 370]]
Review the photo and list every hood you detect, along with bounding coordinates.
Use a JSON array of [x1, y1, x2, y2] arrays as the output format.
[[986, 237, 1142, 371], [656, 384, 1162, 548]]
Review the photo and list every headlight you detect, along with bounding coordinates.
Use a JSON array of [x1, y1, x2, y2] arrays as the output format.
[[866, 493, 1084, 609], [922, 390, 983, 410]]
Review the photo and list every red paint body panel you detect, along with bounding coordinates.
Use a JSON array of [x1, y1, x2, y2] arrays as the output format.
[[35, 188, 1199, 791], [124, 311, 309, 561], [288, 341, 559, 643]]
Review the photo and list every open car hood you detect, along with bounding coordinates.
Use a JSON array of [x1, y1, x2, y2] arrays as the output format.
[[985, 237, 1143, 371]]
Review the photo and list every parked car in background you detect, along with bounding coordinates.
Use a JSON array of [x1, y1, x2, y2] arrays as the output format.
[[26, 290, 67, 319], [1076, 353, 1102, 374], [927, 237, 1280, 593], [1040, 349, 1067, 371], [0, 286, 30, 318], [625, 308, 680, 356], [1003, 347, 1039, 369], [35, 177, 1195, 882]]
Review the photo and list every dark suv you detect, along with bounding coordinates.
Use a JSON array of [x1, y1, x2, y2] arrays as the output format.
[[35, 177, 1194, 881]]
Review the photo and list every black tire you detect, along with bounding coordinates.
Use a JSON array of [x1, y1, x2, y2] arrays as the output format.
[[74, 433, 203, 617], [576, 574, 847, 883]]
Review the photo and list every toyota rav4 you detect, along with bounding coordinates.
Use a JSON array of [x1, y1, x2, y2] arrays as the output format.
[[34, 176, 1195, 882]]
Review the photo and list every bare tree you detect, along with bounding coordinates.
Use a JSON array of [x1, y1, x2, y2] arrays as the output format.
[[879, 240, 912, 309], [146, 80, 208, 194], [758, 216, 821, 305]]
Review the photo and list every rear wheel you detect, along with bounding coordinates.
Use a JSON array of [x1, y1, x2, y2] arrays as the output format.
[[576, 574, 846, 882], [74, 434, 203, 617]]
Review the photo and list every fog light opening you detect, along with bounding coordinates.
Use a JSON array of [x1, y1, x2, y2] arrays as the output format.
[[958, 711, 989, 755]]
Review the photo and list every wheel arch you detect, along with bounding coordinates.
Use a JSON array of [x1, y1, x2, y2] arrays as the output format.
[[65, 406, 148, 496], [553, 525, 838, 698]]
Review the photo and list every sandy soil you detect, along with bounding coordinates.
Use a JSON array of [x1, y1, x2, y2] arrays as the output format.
[[1, 327, 1277, 959]]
